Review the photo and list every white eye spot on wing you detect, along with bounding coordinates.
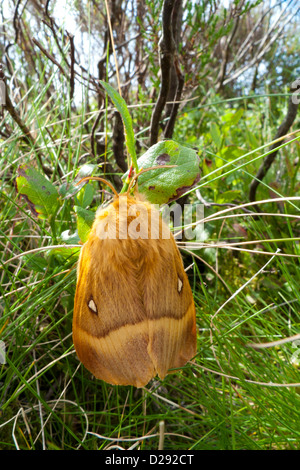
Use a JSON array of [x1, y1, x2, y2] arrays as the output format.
[[178, 277, 183, 293], [88, 298, 98, 314]]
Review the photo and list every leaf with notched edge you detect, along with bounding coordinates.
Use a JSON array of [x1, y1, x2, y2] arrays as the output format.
[[16, 165, 59, 219], [124, 140, 201, 205]]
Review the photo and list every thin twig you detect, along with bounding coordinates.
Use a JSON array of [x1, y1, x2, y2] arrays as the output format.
[[247, 333, 300, 349], [67, 32, 75, 101], [32, 37, 68, 78]]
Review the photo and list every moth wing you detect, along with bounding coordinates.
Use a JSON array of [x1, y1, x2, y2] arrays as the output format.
[[73, 237, 157, 388], [143, 236, 197, 380], [73, 194, 197, 387]]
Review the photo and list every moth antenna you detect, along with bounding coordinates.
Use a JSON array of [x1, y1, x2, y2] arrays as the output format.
[[76, 176, 119, 197]]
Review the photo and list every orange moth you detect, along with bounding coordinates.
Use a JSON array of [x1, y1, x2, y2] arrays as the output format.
[[73, 175, 197, 387]]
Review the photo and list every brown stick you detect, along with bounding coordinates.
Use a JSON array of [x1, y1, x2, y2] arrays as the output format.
[[68, 33, 75, 102], [32, 37, 68, 78], [164, 56, 184, 139], [149, 0, 176, 146], [112, 111, 127, 172]]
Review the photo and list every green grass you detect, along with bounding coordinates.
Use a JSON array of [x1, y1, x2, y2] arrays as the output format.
[[1, 52, 300, 450]]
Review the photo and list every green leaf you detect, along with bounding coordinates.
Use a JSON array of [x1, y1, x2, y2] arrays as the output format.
[[76, 163, 98, 179], [221, 109, 244, 127], [219, 145, 245, 162], [60, 229, 81, 245], [246, 128, 259, 149], [48, 246, 81, 262], [100, 80, 137, 169], [210, 122, 222, 149], [22, 253, 49, 272], [216, 189, 241, 204], [124, 140, 200, 204], [75, 206, 95, 243], [75, 183, 95, 208], [16, 165, 59, 219]]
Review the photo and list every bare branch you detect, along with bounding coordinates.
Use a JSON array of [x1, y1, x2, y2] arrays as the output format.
[[112, 111, 127, 173], [67, 32, 75, 102], [32, 37, 68, 78], [223, 6, 300, 87], [149, 0, 176, 145], [164, 57, 184, 139]]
